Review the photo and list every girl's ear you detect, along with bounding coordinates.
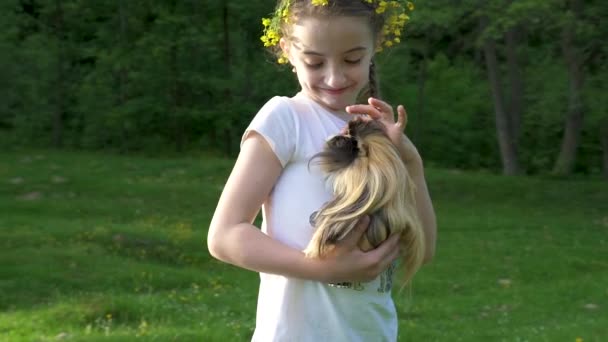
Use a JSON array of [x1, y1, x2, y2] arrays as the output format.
[[279, 37, 289, 54], [279, 37, 294, 65], [373, 35, 382, 53]]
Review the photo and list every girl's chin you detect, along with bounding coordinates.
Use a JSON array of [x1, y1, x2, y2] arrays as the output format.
[[317, 94, 356, 110], [303, 90, 357, 111], [319, 99, 348, 111]]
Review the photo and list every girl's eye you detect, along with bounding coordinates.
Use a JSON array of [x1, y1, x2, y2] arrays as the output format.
[[304, 58, 361, 69], [305, 63, 323, 69]]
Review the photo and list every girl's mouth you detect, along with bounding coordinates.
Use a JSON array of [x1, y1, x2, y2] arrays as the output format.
[[322, 87, 349, 95]]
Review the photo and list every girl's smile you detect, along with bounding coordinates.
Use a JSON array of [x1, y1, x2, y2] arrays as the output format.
[[321, 86, 350, 95]]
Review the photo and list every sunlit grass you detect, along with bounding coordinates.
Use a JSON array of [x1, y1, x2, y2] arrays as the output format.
[[0, 150, 606, 341]]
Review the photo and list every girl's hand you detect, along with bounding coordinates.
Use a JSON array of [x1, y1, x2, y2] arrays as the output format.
[[319, 215, 402, 283], [346, 97, 421, 165]]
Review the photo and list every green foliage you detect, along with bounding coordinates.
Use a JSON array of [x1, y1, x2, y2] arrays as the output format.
[[520, 54, 568, 173], [0, 0, 607, 174], [379, 52, 497, 169]]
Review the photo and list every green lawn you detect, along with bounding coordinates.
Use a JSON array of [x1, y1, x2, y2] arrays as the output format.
[[0, 150, 606, 341]]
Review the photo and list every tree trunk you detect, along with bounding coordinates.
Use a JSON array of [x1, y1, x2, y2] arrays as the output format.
[[222, 2, 234, 155], [169, 1, 184, 152], [53, 0, 65, 148], [170, 42, 184, 152], [552, 0, 584, 176], [118, 2, 127, 106], [600, 117, 608, 179], [481, 16, 519, 175], [118, 1, 129, 151], [414, 56, 427, 146], [505, 26, 523, 143]]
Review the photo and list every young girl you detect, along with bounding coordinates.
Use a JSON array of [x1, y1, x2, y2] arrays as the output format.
[[208, 1, 436, 340]]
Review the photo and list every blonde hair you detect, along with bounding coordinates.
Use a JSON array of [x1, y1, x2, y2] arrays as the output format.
[[305, 118, 425, 284]]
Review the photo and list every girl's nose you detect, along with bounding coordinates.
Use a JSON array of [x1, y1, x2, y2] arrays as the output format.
[[326, 66, 347, 88]]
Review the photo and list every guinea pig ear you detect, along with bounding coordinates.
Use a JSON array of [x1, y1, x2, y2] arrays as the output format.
[[348, 117, 385, 140], [347, 118, 367, 136]]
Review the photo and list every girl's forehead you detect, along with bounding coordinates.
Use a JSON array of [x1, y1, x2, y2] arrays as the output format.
[[290, 16, 374, 54]]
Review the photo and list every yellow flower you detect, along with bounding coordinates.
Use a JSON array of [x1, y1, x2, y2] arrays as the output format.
[[407, 1, 414, 11], [312, 0, 329, 5], [376, 1, 388, 14], [262, 18, 271, 27], [281, 8, 290, 23]]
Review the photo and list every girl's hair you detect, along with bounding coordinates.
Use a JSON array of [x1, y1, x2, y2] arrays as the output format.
[[270, 0, 388, 102], [305, 118, 425, 284]]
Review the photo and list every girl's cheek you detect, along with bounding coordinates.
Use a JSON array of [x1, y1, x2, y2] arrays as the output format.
[[355, 68, 367, 81]]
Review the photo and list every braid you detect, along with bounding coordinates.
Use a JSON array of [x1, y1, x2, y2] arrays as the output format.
[[369, 58, 380, 98], [358, 58, 380, 103]]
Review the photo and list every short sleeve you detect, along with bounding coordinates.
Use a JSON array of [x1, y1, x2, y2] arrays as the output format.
[[241, 97, 296, 167]]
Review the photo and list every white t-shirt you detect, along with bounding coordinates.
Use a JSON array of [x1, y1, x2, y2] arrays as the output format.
[[243, 93, 398, 342]]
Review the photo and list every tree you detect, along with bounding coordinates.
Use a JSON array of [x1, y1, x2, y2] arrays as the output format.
[[552, 0, 586, 175], [480, 13, 520, 175]]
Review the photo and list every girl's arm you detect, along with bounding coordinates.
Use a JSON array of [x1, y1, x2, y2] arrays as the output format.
[[398, 134, 437, 263], [207, 132, 401, 283]]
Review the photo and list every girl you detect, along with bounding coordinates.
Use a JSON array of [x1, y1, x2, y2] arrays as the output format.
[[208, 1, 436, 340]]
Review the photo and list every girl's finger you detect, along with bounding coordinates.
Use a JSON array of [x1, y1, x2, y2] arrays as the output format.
[[368, 97, 393, 116], [396, 105, 407, 128], [346, 104, 382, 119], [341, 215, 370, 248], [368, 232, 400, 259], [385, 241, 401, 265]]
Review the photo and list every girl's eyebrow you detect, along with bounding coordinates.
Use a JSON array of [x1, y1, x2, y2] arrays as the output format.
[[292, 43, 367, 56]]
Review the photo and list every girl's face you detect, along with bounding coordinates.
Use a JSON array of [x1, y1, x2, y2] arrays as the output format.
[[281, 16, 375, 113]]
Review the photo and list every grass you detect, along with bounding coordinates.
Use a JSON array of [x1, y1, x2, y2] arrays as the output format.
[[0, 149, 606, 341]]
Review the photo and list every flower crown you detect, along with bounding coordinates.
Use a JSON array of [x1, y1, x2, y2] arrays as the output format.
[[261, 0, 415, 64]]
